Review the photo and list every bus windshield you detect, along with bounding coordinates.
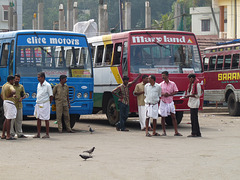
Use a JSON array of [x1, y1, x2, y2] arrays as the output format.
[[130, 44, 202, 74], [16, 34, 92, 78]]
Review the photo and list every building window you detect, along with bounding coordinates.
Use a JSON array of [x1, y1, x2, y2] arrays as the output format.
[[201, 19, 210, 31], [2, 5, 9, 21], [3, 10, 8, 21]]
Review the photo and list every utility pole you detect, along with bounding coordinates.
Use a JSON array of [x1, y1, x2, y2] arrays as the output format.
[[59, 4, 65, 31], [145, 1, 151, 29], [8, 3, 13, 31], [32, 13, 37, 30], [38, 0, 44, 30], [98, 0, 104, 35], [119, 0, 123, 32], [73, 2, 78, 27], [67, 0, 73, 31], [124, 1, 131, 30]]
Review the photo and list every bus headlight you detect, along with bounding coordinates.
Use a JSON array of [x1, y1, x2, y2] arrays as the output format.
[[25, 93, 29, 98], [32, 93, 37, 98], [83, 93, 88, 98], [77, 93, 82, 98]]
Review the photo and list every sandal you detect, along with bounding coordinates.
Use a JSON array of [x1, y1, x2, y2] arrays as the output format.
[[33, 135, 40, 138], [152, 132, 160, 136], [146, 133, 152, 137], [161, 133, 167, 136], [1, 136, 6, 139], [42, 135, 50, 138], [174, 133, 183, 136], [6, 137, 16, 140]]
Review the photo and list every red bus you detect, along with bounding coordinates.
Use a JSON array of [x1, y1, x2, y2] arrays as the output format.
[[88, 30, 204, 125], [203, 40, 240, 115]]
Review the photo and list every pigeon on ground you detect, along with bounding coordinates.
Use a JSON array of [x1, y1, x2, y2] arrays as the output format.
[[79, 154, 93, 161], [88, 126, 94, 134], [83, 147, 95, 155]]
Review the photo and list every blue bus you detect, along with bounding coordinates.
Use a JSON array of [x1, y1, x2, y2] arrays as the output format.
[[0, 30, 93, 128]]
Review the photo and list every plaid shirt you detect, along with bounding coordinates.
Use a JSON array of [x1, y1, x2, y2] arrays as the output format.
[[112, 84, 130, 105]]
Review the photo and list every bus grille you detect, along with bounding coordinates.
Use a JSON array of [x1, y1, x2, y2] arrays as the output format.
[[69, 86, 75, 101]]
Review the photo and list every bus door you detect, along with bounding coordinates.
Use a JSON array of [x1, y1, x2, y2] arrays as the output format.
[[122, 41, 128, 77], [0, 40, 14, 87]]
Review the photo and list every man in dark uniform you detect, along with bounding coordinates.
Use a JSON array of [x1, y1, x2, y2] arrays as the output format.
[[53, 75, 74, 133]]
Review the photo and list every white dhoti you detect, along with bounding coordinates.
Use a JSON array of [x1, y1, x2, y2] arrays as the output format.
[[3, 100, 17, 119], [159, 100, 175, 117], [138, 105, 151, 130], [145, 104, 159, 120], [34, 101, 50, 120]]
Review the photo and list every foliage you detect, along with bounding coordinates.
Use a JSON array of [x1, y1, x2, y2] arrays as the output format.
[[152, 0, 212, 31], [22, 0, 177, 30]]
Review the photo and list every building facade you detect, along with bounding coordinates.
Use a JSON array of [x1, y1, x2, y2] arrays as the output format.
[[212, 0, 240, 39], [190, 7, 227, 38], [0, 0, 22, 31]]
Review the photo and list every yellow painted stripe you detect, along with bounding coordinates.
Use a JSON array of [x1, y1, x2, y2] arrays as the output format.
[[102, 34, 114, 66], [110, 67, 123, 84], [102, 35, 112, 46]]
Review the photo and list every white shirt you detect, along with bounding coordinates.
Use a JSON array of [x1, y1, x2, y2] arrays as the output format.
[[36, 80, 53, 104], [144, 82, 161, 104], [187, 83, 201, 108]]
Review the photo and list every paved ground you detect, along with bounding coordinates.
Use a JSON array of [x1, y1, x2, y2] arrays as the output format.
[[0, 107, 240, 180]]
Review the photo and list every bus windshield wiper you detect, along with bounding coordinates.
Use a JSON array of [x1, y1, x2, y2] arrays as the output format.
[[146, 31, 169, 50], [34, 32, 52, 57]]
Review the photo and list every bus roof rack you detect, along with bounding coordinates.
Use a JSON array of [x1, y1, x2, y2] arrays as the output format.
[[216, 39, 240, 46]]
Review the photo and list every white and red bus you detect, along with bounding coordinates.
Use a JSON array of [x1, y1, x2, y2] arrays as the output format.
[[88, 30, 204, 125], [203, 40, 240, 115]]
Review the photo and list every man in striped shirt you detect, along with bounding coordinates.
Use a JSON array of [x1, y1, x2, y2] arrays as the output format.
[[112, 74, 141, 131]]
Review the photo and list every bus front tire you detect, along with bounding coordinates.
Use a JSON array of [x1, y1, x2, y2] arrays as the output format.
[[69, 114, 79, 128], [57, 114, 79, 129], [106, 98, 119, 126], [227, 93, 240, 116], [165, 111, 183, 126]]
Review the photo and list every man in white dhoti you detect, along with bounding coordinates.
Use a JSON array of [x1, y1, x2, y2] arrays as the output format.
[[144, 75, 161, 137], [159, 71, 182, 136], [1, 75, 17, 140], [33, 72, 53, 138], [134, 75, 151, 130]]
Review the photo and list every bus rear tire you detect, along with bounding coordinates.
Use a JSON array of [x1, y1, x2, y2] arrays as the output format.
[[227, 93, 240, 116], [165, 111, 183, 126], [106, 98, 119, 126]]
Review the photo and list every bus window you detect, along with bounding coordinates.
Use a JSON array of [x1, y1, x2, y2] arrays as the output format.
[[1, 43, 9, 66], [90, 45, 95, 62], [216, 56, 223, 70], [203, 57, 209, 71], [113, 43, 122, 65], [79, 47, 87, 67], [104, 44, 113, 66], [66, 49, 72, 67], [9, 41, 14, 75], [122, 41, 128, 76], [209, 56, 216, 70], [232, 54, 239, 69], [224, 55, 231, 69], [96, 45, 104, 66]]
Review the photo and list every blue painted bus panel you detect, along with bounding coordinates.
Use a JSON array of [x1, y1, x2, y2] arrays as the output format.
[[17, 34, 88, 47], [20, 77, 93, 116], [0, 30, 93, 117]]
